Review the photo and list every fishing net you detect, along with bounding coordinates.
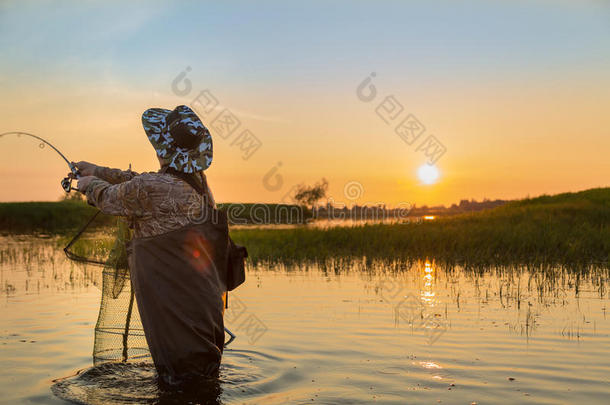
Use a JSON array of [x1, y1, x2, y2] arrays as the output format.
[[64, 211, 151, 365]]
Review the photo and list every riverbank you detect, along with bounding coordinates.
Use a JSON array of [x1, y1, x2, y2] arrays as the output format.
[[1, 188, 608, 269], [0, 201, 310, 235], [231, 188, 609, 269]]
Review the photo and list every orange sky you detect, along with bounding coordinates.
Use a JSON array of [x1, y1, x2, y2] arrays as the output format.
[[1, 1, 609, 206]]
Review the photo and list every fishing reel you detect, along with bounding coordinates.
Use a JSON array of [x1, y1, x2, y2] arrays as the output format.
[[61, 176, 75, 193], [61, 163, 80, 193]]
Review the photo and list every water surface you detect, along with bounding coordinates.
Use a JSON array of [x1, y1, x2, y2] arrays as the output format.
[[1, 237, 609, 404]]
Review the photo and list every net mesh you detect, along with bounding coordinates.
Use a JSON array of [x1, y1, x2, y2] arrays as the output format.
[[65, 212, 151, 365]]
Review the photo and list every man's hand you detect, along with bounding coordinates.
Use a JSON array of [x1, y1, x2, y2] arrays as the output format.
[[73, 161, 97, 177], [77, 176, 96, 193]]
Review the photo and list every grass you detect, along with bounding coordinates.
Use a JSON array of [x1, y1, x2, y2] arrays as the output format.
[[0, 201, 309, 235], [229, 188, 610, 269], [0, 200, 114, 235], [1, 188, 608, 269]]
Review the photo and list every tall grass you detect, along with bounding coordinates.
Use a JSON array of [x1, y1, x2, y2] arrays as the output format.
[[1, 188, 608, 270], [230, 188, 610, 269], [0, 201, 308, 235], [0, 200, 113, 235]]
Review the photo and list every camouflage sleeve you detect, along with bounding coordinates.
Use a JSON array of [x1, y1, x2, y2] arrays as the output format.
[[93, 166, 139, 185], [84, 176, 150, 217]]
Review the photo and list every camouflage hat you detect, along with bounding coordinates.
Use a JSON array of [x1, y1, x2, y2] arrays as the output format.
[[142, 105, 213, 173]]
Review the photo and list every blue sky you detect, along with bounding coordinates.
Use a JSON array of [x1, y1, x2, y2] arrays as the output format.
[[3, 0, 608, 88]]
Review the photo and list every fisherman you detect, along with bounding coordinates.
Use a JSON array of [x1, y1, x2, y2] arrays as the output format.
[[71, 105, 242, 387]]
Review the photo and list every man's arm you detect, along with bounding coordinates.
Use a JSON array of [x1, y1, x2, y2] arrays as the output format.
[[75, 161, 139, 185], [93, 166, 139, 184], [78, 175, 149, 217]]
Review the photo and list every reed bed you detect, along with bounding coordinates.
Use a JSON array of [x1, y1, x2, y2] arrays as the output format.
[[230, 188, 610, 270], [1, 188, 608, 271]]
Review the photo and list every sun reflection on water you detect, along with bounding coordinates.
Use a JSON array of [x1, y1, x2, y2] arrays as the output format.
[[420, 260, 436, 305], [419, 361, 442, 369]]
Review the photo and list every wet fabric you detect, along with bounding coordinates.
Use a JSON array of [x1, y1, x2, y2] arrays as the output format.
[[127, 210, 230, 385]]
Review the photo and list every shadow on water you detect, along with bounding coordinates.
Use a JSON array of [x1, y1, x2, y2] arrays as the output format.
[[51, 349, 280, 405]]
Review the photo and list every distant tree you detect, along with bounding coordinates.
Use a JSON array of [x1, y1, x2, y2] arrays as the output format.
[[293, 178, 329, 207]]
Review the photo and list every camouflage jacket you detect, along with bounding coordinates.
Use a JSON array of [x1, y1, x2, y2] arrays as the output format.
[[85, 166, 215, 238]]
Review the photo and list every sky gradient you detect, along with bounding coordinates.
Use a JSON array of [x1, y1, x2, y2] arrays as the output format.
[[1, 0, 609, 206]]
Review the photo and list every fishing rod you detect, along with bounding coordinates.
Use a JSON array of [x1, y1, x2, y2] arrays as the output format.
[[0, 131, 80, 192], [1, 131, 239, 348]]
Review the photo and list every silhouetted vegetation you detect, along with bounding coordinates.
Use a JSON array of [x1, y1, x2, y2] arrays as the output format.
[[293, 178, 329, 208], [314, 198, 508, 219], [0, 200, 113, 235], [1, 188, 608, 270], [0, 200, 309, 234], [231, 188, 610, 269], [219, 203, 310, 225]]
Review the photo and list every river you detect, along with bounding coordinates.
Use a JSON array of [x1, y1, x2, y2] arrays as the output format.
[[1, 237, 609, 404]]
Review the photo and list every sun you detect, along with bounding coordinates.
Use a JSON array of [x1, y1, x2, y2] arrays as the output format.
[[417, 164, 440, 185]]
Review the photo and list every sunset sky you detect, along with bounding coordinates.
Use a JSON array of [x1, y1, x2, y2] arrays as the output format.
[[1, 0, 608, 206]]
